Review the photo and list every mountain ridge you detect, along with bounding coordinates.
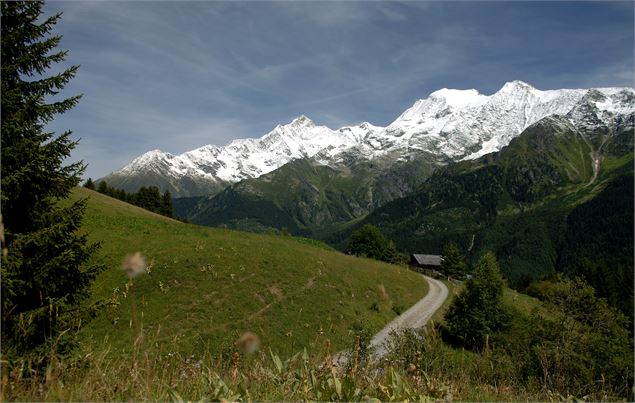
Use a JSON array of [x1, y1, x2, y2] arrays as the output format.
[[178, 85, 634, 266], [100, 81, 633, 197]]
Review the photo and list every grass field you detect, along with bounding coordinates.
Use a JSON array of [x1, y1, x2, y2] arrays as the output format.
[[70, 187, 428, 358], [8, 189, 620, 402]]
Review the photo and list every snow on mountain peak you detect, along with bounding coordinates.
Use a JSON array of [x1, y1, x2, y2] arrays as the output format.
[[106, 81, 635, 197], [428, 88, 488, 109], [144, 149, 165, 157], [500, 80, 535, 91], [127, 149, 167, 165], [289, 115, 314, 127]]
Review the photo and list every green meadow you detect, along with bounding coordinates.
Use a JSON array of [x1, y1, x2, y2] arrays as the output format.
[[71, 187, 428, 357]]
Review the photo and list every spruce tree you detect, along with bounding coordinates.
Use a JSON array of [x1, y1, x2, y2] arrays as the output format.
[[161, 190, 174, 217], [84, 177, 95, 190], [97, 180, 109, 194], [440, 242, 466, 279], [1, 1, 101, 357], [445, 252, 506, 349]]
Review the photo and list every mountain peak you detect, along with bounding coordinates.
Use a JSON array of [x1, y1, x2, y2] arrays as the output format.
[[136, 149, 168, 161], [117, 149, 169, 175], [359, 121, 379, 130], [500, 80, 535, 92], [289, 115, 315, 127], [428, 88, 487, 108], [145, 148, 165, 155], [103, 82, 634, 197]]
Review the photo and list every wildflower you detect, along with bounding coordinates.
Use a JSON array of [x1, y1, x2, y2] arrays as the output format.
[[236, 331, 260, 354], [121, 252, 147, 277]]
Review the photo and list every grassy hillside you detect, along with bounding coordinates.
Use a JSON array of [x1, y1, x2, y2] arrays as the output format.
[[71, 187, 428, 357], [11, 192, 629, 402]]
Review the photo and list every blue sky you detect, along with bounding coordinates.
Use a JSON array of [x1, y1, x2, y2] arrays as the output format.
[[42, 1, 634, 180]]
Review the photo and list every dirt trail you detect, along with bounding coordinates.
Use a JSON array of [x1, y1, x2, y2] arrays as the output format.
[[369, 275, 449, 357]]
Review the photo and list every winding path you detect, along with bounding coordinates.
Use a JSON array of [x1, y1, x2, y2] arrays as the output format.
[[369, 275, 449, 357]]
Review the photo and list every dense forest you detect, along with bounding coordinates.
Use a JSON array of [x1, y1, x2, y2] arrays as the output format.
[[84, 178, 174, 218], [556, 173, 634, 321]]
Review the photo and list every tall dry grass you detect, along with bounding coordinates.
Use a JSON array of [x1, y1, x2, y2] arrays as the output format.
[[5, 323, 615, 402]]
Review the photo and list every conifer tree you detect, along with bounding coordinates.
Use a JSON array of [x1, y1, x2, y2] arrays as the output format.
[[84, 177, 95, 190], [347, 224, 403, 264], [445, 252, 506, 349], [161, 190, 174, 217], [97, 180, 109, 194], [440, 242, 466, 279], [1, 1, 101, 356]]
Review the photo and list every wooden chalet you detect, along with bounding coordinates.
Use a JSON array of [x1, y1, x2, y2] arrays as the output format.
[[409, 254, 443, 276]]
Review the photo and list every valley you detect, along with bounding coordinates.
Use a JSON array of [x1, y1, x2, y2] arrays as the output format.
[[158, 85, 635, 303], [96, 81, 635, 321], [3, 1, 634, 400]]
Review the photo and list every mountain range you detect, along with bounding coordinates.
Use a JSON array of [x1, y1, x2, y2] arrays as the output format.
[[100, 81, 631, 198], [98, 80, 634, 315], [175, 84, 633, 237]]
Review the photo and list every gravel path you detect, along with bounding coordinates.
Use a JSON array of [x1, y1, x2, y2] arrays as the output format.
[[369, 275, 449, 357]]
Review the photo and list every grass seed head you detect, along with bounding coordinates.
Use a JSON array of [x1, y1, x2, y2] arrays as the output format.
[[122, 252, 147, 277], [376, 284, 388, 300], [236, 332, 260, 354]]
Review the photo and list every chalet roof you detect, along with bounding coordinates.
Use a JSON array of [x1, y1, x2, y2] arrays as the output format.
[[411, 254, 443, 266]]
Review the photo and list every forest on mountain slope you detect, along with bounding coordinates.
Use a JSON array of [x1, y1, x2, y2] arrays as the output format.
[[329, 117, 634, 320]]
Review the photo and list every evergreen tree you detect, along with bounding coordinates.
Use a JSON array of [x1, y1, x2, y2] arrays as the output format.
[[445, 252, 506, 349], [382, 240, 403, 264], [97, 180, 109, 194], [84, 177, 95, 190], [347, 224, 403, 264], [161, 190, 174, 217], [135, 186, 162, 212], [1, 1, 101, 356], [91, 180, 175, 219], [148, 186, 162, 212], [116, 188, 126, 201], [440, 242, 466, 279]]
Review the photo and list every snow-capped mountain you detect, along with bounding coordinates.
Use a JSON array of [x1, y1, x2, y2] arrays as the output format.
[[100, 81, 634, 197]]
